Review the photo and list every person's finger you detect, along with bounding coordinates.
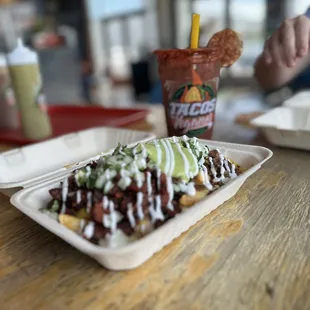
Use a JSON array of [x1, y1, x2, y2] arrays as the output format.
[[269, 32, 286, 67], [294, 15, 310, 57], [279, 19, 296, 67], [263, 38, 272, 64]]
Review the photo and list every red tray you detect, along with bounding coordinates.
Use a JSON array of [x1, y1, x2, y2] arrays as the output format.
[[0, 104, 149, 145]]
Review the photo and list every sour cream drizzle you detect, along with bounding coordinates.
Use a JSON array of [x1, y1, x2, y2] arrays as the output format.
[[230, 162, 237, 178], [109, 200, 117, 232], [102, 195, 109, 209], [146, 171, 152, 196], [165, 139, 175, 176], [209, 157, 220, 183], [76, 190, 82, 204], [217, 150, 226, 181], [166, 176, 174, 210], [61, 178, 69, 214], [140, 143, 147, 157], [153, 139, 162, 167], [154, 195, 165, 221], [174, 140, 190, 179], [146, 171, 156, 222], [202, 166, 213, 190], [160, 139, 171, 174], [86, 192, 93, 213], [224, 159, 237, 179], [181, 136, 199, 177], [136, 192, 144, 220], [127, 203, 136, 228], [84, 222, 95, 239], [132, 162, 143, 188], [156, 168, 161, 191]]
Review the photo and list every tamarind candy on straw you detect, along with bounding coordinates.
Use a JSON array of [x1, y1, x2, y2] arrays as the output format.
[[206, 28, 243, 67]]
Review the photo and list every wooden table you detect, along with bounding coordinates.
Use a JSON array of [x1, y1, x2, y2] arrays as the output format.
[[1, 105, 310, 310]]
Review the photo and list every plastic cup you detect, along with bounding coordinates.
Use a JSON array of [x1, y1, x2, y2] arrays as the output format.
[[154, 48, 221, 139]]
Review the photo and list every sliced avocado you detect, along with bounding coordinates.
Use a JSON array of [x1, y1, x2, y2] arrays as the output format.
[[145, 139, 198, 181]]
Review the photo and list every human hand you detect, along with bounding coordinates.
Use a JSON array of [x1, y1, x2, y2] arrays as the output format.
[[263, 15, 310, 67]]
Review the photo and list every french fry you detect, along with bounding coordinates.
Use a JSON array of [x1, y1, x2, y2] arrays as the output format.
[[228, 158, 238, 167], [194, 171, 205, 186], [59, 214, 84, 232], [226, 158, 242, 174], [180, 188, 209, 207]]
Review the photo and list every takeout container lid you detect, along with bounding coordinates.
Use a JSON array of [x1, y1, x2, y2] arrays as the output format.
[[283, 91, 310, 109], [0, 126, 155, 196], [251, 107, 310, 150], [10, 139, 273, 270]]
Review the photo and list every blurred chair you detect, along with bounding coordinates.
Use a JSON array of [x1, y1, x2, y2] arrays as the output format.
[[130, 60, 151, 100], [149, 81, 162, 104]]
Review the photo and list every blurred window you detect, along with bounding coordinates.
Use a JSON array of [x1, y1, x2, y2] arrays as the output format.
[[286, 0, 310, 17], [89, 0, 144, 19], [99, 1, 146, 80], [230, 0, 265, 77], [107, 20, 123, 48], [191, 0, 265, 77], [128, 15, 145, 61], [193, 0, 226, 40]]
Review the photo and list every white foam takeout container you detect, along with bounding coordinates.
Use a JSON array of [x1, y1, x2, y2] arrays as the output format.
[[0, 127, 155, 197], [250, 107, 310, 150], [283, 90, 310, 109], [10, 139, 273, 271]]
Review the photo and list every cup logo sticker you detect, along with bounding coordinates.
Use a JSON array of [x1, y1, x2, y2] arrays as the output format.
[[167, 70, 217, 137]]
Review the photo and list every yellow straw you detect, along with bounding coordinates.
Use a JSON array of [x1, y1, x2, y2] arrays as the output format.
[[190, 13, 200, 48]]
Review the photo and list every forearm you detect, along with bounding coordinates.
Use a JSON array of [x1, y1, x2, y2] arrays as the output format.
[[254, 54, 310, 91]]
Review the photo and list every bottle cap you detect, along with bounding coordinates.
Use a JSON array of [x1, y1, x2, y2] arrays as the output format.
[[7, 38, 38, 65]]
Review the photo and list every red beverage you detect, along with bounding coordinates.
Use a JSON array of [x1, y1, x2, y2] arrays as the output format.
[[154, 48, 221, 139]]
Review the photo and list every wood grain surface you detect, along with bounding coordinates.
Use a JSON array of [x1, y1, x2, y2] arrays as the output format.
[[0, 106, 310, 310]]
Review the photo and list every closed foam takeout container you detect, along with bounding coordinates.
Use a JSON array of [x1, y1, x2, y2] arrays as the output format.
[[0, 127, 156, 197], [250, 107, 310, 150], [283, 90, 310, 109], [10, 139, 273, 270]]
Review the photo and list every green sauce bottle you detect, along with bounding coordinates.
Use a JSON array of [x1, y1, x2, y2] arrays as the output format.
[[7, 38, 52, 140]]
